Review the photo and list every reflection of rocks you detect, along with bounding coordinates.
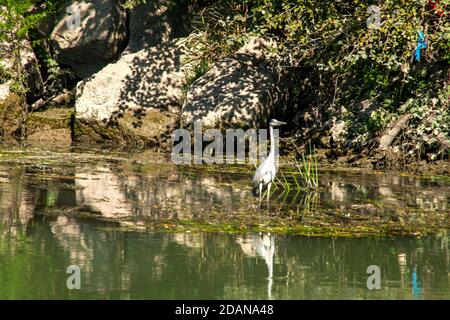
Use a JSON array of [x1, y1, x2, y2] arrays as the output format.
[[76, 168, 133, 218], [0, 151, 449, 242], [0, 168, 35, 232], [50, 216, 94, 271], [378, 186, 402, 206], [323, 172, 449, 212], [173, 233, 202, 249], [330, 182, 345, 202], [75, 165, 252, 221]]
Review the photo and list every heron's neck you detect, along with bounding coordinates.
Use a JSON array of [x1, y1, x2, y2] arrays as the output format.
[[269, 125, 276, 159]]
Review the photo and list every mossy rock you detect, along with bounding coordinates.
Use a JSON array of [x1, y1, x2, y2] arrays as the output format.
[[25, 108, 73, 133], [0, 92, 23, 138], [24, 107, 73, 146], [310, 130, 330, 148], [73, 108, 176, 148]]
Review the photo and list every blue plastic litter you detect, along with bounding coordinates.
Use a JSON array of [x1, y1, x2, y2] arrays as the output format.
[[415, 31, 427, 62]]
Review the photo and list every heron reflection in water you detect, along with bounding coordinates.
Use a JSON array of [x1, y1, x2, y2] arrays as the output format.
[[237, 232, 275, 299]]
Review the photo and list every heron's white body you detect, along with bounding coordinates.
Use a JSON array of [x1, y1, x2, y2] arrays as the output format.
[[252, 122, 281, 201], [253, 158, 277, 188]]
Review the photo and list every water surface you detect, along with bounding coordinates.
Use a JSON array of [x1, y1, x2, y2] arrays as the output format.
[[0, 148, 449, 299]]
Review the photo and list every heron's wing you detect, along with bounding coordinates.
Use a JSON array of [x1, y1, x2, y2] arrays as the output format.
[[252, 161, 266, 185], [253, 159, 276, 187]]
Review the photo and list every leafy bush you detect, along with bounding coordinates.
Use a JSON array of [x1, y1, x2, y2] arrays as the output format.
[[243, 0, 449, 158], [184, 1, 251, 75], [0, 0, 66, 91]]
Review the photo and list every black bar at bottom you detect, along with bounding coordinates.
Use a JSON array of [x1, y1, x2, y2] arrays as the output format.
[[0, 300, 443, 318]]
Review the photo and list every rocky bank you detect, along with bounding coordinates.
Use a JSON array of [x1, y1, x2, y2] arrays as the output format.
[[0, 0, 448, 171]]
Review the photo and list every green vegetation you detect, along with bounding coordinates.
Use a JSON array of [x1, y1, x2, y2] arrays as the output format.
[[274, 156, 318, 192], [292, 142, 319, 189], [185, 0, 450, 162], [266, 142, 319, 201], [0, 1, 30, 95], [0, 0, 62, 87]]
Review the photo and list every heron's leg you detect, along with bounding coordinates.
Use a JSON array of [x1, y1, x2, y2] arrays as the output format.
[[259, 183, 263, 202], [267, 182, 271, 201]]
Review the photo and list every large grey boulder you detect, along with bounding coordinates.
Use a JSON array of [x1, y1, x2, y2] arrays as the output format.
[[74, 38, 188, 145], [181, 38, 281, 129], [76, 38, 187, 121], [50, 0, 128, 78], [125, 0, 191, 53]]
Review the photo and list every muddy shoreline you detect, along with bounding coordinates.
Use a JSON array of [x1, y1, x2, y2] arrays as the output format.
[[2, 130, 449, 176], [0, 104, 450, 176]]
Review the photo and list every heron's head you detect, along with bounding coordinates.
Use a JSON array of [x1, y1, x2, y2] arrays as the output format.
[[269, 119, 287, 127]]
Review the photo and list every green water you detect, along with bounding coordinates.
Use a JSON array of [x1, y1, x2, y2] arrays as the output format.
[[0, 148, 449, 299]]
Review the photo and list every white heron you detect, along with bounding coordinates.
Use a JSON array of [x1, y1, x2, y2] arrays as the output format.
[[252, 119, 286, 201]]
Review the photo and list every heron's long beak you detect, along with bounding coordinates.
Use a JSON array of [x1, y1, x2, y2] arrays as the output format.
[[270, 119, 287, 127]]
